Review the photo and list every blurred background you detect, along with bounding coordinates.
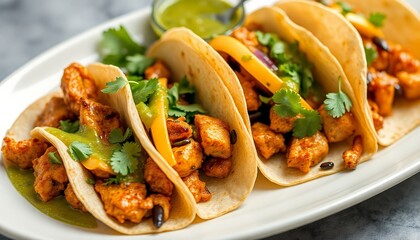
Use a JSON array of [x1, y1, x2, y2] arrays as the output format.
[[0, 0, 419, 239]]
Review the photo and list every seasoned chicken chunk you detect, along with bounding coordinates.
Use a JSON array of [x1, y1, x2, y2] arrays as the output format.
[[2, 137, 49, 169], [318, 104, 356, 143], [166, 117, 193, 144], [397, 72, 420, 99], [149, 194, 172, 222], [343, 136, 363, 170], [34, 97, 76, 128], [194, 114, 232, 159], [61, 63, 98, 115], [144, 158, 174, 196], [368, 70, 398, 116], [79, 98, 122, 143], [269, 106, 295, 133], [286, 131, 329, 173], [388, 45, 420, 75], [368, 100, 384, 131], [172, 140, 203, 178], [145, 60, 171, 80], [251, 122, 286, 159], [64, 184, 87, 212], [240, 80, 261, 111], [182, 171, 211, 203], [202, 157, 232, 178], [95, 181, 153, 224], [33, 147, 69, 202]]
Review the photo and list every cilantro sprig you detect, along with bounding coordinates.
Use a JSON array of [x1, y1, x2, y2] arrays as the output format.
[[167, 77, 205, 122], [324, 77, 352, 118], [364, 46, 378, 66], [272, 89, 322, 138], [110, 142, 141, 176], [101, 77, 159, 105], [368, 12, 386, 28], [68, 141, 92, 161], [48, 152, 62, 165], [108, 128, 133, 144], [59, 120, 79, 133]]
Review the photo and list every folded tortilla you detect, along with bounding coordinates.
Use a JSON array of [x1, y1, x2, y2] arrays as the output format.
[[274, 0, 420, 146], [200, 7, 377, 186], [87, 28, 258, 219], [3, 75, 196, 234]]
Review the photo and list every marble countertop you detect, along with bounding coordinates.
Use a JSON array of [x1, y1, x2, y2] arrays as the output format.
[[0, 0, 419, 239]]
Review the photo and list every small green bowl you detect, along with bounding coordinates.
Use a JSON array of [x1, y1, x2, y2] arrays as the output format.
[[151, 0, 245, 40]]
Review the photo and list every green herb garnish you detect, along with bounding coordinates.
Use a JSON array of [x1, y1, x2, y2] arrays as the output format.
[[364, 46, 378, 66], [48, 152, 62, 165], [368, 12, 386, 27], [272, 89, 321, 138], [108, 128, 133, 144], [110, 142, 141, 176], [324, 77, 352, 118], [337, 1, 353, 15], [86, 178, 96, 185], [68, 141, 92, 161], [101, 77, 128, 94], [59, 120, 79, 133]]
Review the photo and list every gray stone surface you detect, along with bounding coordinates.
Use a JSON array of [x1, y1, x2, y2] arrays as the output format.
[[0, 1, 419, 239]]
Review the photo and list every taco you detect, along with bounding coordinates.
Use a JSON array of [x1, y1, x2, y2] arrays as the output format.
[[274, 0, 420, 146], [192, 7, 377, 186], [1, 63, 196, 234], [91, 27, 258, 219]]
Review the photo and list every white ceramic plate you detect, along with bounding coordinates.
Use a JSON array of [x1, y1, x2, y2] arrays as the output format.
[[1, 1, 419, 239]]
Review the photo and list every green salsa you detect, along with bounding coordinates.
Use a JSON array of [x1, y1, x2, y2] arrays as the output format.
[[155, 0, 243, 39], [136, 81, 168, 129], [5, 165, 97, 228]]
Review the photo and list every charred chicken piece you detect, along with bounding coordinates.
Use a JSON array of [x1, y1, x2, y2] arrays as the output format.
[[318, 104, 356, 143], [166, 117, 193, 144], [2, 137, 49, 169], [202, 157, 232, 179], [343, 136, 363, 170], [144, 157, 174, 196], [269, 106, 296, 134], [182, 171, 211, 203], [64, 184, 87, 212], [34, 97, 76, 128], [145, 60, 171, 80], [172, 140, 203, 178], [251, 122, 286, 159], [286, 131, 329, 173], [33, 146, 69, 202]]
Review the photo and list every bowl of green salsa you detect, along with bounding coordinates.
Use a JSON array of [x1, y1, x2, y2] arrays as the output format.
[[151, 0, 245, 40]]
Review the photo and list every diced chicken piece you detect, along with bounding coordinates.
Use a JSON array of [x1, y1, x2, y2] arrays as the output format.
[[251, 122, 286, 159], [166, 117, 193, 144], [342, 135, 363, 170], [368, 100, 384, 131], [182, 171, 211, 203], [94, 181, 153, 224], [368, 70, 398, 116], [286, 131, 329, 173], [388, 45, 420, 75], [397, 72, 420, 99], [144, 158, 174, 196], [2, 137, 49, 169], [194, 114, 232, 159], [202, 157, 232, 179], [79, 98, 122, 143], [318, 104, 356, 143], [64, 184, 87, 212], [269, 106, 295, 133], [144, 60, 171, 80], [33, 147, 69, 202], [149, 194, 172, 222], [230, 27, 267, 53], [172, 140, 203, 178], [61, 63, 98, 115], [240, 80, 261, 111], [34, 97, 76, 128]]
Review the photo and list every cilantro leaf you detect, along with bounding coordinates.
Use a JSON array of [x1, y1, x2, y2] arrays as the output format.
[[324, 77, 353, 118], [59, 120, 79, 133], [368, 12, 386, 27], [68, 141, 92, 161], [337, 1, 353, 15], [131, 78, 159, 104], [272, 89, 302, 117], [272, 89, 321, 138], [104, 175, 124, 185], [86, 178, 96, 185], [364, 46, 378, 66], [48, 152, 62, 165], [110, 142, 141, 176], [293, 109, 322, 138], [126, 54, 155, 76], [178, 76, 195, 95], [259, 95, 271, 104], [101, 77, 128, 94], [108, 128, 133, 144], [99, 26, 146, 67]]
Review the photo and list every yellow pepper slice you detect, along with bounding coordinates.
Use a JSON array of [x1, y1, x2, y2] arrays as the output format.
[[210, 35, 312, 110], [345, 13, 384, 38], [149, 78, 177, 166]]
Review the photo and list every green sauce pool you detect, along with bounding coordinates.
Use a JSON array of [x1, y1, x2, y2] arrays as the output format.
[[5, 165, 97, 228], [155, 0, 243, 39]]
